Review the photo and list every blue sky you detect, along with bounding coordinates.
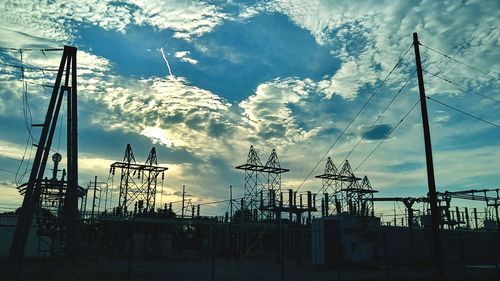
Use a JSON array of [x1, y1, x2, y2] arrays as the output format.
[[0, 0, 499, 218]]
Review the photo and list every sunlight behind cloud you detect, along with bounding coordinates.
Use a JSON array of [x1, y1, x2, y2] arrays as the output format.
[[141, 126, 173, 147]]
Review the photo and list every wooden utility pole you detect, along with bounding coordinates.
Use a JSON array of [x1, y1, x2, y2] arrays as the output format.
[[413, 32, 444, 281]]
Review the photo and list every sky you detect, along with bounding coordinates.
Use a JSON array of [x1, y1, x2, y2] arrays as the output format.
[[0, 0, 499, 218]]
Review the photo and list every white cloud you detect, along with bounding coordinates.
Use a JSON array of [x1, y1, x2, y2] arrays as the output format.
[[245, 0, 500, 100], [239, 78, 319, 147], [0, 0, 229, 48], [174, 51, 198, 65], [0, 0, 499, 216], [130, 0, 228, 40]]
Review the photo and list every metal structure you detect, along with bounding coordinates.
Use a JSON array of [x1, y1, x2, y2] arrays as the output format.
[[342, 175, 378, 216], [110, 144, 167, 215], [236, 146, 317, 222], [17, 154, 87, 234], [236, 146, 290, 220], [437, 189, 500, 231], [10, 46, 80, 260], [316, 158, 377, 216]]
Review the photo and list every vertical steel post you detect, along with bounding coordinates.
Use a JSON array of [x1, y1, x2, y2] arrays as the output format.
[[324, 193, 329, 216], [465, 207, 470, 229], [91, 176, 97, 219], [229, 185, 233, 221], [413, 32, 443, 281], [474, 208, 478, 229], [181, 185, 185, 219]]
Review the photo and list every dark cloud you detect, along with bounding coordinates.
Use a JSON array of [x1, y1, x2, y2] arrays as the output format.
[[257, 123, 287, 139], [185, 115, 205, 130], [162, 113, 185, 124], [207, 121, 231, 138], [385, 162, 423, 173], [364, 124, 392, 140]]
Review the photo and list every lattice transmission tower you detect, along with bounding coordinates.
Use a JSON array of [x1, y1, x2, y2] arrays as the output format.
[[316, 158, 377, 216], [236, 146, 289, 220], [110, 144, 167, 215]]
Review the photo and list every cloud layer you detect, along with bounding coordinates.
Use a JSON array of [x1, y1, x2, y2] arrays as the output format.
[[0, 0, 499, 216]]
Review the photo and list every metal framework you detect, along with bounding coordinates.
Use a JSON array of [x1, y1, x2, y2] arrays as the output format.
[[10, 46, 79, 260], [17, 154, 87, 235], [316, 158, 377, 216], [111, 144, 167, 215], [235, 146, 289, 220], [437, 188, 500, 230]]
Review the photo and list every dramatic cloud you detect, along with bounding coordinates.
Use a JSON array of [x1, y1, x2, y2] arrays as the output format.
[[131, 0, 228, 40], [0, 0, 498, 216]]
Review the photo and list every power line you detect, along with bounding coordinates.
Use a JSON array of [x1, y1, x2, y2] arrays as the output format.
[[423, 70, 500, 104], [0, 167, 17, 175], [426, 96, 500, 129], [294, 42, 414, 192], [341, 70, 417, 164], [0, 47, 63, 52], [354, 99, 421, 172], [0, 155, 23, 162], [419, 43, 499, 81], [198, 197, 244, 206], [312, 99, 419, 197], [0, 62, 59, 72]]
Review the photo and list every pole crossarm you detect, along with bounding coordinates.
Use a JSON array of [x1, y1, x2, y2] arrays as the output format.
[[235, 163, 289, 174], [111, 162, 168, 173]]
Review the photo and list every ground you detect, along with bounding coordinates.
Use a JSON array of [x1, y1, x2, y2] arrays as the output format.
[[1, 257, 498, 281]]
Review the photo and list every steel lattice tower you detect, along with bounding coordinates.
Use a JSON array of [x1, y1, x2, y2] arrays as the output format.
[[316, 158, 376, 216], [111, 144, 167, 215], [236, 146, 265, 217], [236, 146, 289, 220]]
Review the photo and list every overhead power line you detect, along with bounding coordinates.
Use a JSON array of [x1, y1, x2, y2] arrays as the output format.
[[423, 70, 500, 104], [294, 42, 414, 192], [198, 197, 244, 206], [0, 167, 17, 175], [314, 99, 420, 197], [354, 99, 421, 172], [341, 70, 417, 164], [0, 62, 59, 72], [426, 96, 500, 129], [419, 43, 499, 81], [0, 47, 63, 52]]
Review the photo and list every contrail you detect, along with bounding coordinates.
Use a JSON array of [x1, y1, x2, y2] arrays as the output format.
[[160, 47, 173, 76]]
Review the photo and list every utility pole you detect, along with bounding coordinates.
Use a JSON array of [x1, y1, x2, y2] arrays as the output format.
[[413, 32, 444, 281], [181, 185, 185, 219]]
